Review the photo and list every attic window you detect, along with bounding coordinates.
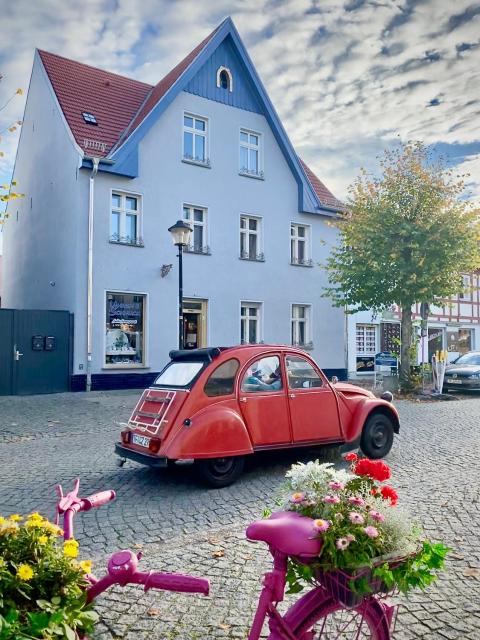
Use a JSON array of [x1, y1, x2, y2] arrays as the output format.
[[82, 112, 97, 125], [216, 66, 233, 92]]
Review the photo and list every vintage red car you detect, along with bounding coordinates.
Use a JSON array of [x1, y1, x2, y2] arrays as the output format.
[[115, 345, 399, 487]]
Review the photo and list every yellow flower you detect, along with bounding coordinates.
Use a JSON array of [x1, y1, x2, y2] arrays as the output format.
[[17, 564, 34, 581], [0, 521, 18, 535], [44, 522, 63, 536], [9, 514, 22, 522], [38, 535, 49, 545], [63, 539, 79, 558], [0, 516, 6, 524], [79, 560, 93, 574], [26, 512, 44, 528]]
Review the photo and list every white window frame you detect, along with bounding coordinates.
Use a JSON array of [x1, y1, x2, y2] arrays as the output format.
[[110, 191, 143, 246], [290, 223, 312, 266], [239, 128, 263, 178], [183, 204, 209, 254], [240, 301, 263, 344], [216, 66, 233, 92], [240, 214, 263, 261], [291, 304, 313, 348], [104, 289, 148, 369], [183, 112, 209, 166], [356, 324, 377, 356]]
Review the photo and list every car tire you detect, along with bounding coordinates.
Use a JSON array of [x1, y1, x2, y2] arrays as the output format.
[[360, 413, 394, 459], [196, 456, 245, 488]]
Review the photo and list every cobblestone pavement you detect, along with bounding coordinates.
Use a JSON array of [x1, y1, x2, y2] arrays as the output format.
[[0, 391, 479, 639]]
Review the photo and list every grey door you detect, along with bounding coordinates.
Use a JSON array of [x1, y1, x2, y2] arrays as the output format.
[[0, 310, 14, 395], [0, 309, 71, 395]]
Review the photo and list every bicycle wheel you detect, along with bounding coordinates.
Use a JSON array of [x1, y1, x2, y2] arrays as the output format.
[[271, 586, 391, 640]]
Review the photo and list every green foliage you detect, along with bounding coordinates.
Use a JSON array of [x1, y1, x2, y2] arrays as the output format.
[[0, 513, 98, 640], [323, 141, 480, 385]]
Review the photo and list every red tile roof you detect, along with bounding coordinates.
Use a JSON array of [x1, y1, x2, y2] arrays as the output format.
[[300, 159, 345, 211], [39, 50, 152, 157]]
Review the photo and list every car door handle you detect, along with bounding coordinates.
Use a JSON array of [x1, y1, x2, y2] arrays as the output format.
[[14, 346, 23, 361], [289, 393, 296, 398], [239, 397, 247, 403]]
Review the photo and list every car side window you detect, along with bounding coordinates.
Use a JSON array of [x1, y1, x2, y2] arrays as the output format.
[[286, 355, 323, 389], [204, 359, 240, 397], [241, 356, 282, 393]]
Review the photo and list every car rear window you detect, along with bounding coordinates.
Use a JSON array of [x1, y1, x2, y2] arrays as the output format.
[[154, 361, 204, 387], [204, 359, 240, 397]]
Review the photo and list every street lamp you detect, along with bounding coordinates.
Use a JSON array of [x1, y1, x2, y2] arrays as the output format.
[[168, 220, 193, 349]]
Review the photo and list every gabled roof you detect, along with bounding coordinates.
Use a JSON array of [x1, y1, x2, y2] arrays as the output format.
[[38, 50, 152, 157], [300, 160, 345, 211], [37, 18, 344, 214]]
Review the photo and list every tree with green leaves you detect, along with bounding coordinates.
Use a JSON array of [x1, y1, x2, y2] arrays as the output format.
[[324, 141, 480, 390]]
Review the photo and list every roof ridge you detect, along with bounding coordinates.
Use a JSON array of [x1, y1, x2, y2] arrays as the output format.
[[37, 49, 154, 89]]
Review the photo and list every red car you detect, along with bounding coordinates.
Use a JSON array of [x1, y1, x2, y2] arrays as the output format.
[[115, 345, 399, 487]]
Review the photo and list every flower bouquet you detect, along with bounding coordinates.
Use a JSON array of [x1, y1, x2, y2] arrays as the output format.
[[279, 454, 449, 606], [0, 512, 98, 639]]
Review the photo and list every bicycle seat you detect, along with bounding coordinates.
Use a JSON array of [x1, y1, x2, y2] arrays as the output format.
[[246, 511, 322, 558]]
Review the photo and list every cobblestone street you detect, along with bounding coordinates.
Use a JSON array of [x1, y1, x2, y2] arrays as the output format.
[[0, 390, 479, 639]]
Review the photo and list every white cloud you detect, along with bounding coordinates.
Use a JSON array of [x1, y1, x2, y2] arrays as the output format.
[[0, 0, 479, 209]]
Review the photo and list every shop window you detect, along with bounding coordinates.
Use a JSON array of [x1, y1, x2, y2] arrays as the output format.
[[447, 328, 472, 354], [356, 324, 377, 374], [105, 292, 145, 366], [204, 359, 239, 397]]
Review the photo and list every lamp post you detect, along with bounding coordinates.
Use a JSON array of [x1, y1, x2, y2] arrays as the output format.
[[168, 220, 193, 349]]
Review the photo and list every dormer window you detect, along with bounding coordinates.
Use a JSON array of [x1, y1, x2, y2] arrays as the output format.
[[82, 112, 97, 125], [216, 66, 233, 92]]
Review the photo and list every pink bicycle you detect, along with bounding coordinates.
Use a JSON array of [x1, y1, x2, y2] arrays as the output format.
[[56, 480, 396, 639]]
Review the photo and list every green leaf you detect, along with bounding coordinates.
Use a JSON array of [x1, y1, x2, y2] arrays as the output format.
[[62, 623, 76, 640], [51, 596, 61, 605]]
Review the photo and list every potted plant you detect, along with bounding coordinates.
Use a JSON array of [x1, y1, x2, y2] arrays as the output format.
[[277, 455, 449, 606], [0, 512, 98, 639]]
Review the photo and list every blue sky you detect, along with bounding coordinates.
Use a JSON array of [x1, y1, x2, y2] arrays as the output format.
[[1, 0, 479, 249]]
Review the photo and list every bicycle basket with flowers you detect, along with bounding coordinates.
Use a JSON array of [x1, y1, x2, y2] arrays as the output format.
[[280, 455, 449, 607], [0, 512, 98, 639]]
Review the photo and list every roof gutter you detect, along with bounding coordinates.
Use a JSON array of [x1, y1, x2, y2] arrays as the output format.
[[86, 157, 100, 392]]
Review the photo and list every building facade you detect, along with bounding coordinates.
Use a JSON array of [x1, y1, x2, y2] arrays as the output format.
[[348, 273, 480, 377], [2, 18, 347, 390]]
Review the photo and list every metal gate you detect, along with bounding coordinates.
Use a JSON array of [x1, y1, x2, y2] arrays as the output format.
[[0, 309, 72, 395]]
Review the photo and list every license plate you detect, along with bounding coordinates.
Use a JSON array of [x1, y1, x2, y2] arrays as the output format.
[[446, 378, 462, 384], [132, 433, 151, 447]]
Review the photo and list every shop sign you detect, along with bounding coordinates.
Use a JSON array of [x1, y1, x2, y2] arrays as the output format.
[[375, 352, 397, 367]]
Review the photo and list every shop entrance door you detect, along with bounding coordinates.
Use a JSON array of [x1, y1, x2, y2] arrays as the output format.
[[183, 300, 207, 350]]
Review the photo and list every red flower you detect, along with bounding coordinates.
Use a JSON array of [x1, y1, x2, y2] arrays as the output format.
[[371, 488, 379, 496], [353, 459, 391, 482], [344, 453, 358, 462], [380, 485, 398, 506]]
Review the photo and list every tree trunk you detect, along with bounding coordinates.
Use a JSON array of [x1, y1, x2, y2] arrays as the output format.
[[400, 305, 413, 391]]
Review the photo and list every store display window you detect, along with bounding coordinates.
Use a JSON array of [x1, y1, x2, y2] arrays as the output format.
[[105, 292, 145, 366]]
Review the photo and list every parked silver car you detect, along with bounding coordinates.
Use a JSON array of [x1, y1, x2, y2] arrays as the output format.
[[443, 351, 480, 391]]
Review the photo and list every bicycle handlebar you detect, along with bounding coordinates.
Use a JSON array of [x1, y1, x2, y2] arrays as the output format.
[[143, 572, 209, 596], [82, 490, 116, 510]]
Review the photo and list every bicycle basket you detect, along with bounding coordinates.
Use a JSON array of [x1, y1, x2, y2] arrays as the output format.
[[318, 565, 394, 608]]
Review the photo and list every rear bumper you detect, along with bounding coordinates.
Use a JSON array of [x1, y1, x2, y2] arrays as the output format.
[[115, 443, 168, 468]]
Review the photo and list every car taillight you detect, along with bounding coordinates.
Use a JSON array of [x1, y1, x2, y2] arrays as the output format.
[[148, 438, 161, 454], [121, 430, 130, 444]]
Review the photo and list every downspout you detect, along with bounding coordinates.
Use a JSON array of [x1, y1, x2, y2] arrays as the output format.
[[86, 157, 100, 392]]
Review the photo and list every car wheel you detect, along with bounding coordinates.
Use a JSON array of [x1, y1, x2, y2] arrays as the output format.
[[360, 413, 394, 459], [196, 456, 245, 488]]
